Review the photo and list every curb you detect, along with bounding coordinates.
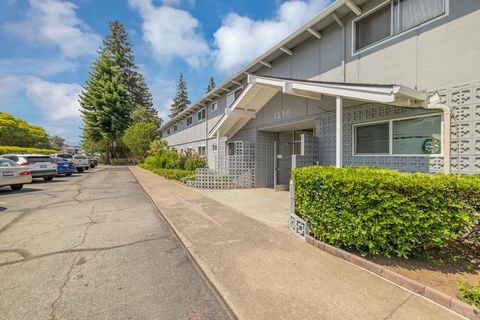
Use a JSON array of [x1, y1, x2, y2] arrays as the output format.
[[130, 167, 238, 320], [305, 235, 479, 320]]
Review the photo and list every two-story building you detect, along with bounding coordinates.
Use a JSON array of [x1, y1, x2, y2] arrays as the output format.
[[162, 0, 480, 190]]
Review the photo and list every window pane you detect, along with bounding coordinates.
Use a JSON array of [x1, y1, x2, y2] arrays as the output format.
[[393, 0, 444, 34], [355, 3, 392, 51], [356, 123, 390, 154], [393, 115, 441, 154]]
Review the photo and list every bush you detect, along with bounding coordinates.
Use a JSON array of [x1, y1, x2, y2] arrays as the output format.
[[144, 150, 179, 169], [184, 154, 207, 171], [292, 166, 480, 257], [0, 146, 58, 155], [139, 163, 194, 182]]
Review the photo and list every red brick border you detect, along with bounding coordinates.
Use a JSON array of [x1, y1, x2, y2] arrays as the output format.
[[305, 235, 479, 320]]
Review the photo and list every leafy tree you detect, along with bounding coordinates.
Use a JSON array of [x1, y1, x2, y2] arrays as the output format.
[[169, 73, 190, 118], [206, 75, 216, 93], [79, 53, 133, 164], [132, 105, 162, 128], [123, 121, 158, 158], [0, 112, 50, 148], [101, 20, 161, 124], [49, 135, 65, 150]]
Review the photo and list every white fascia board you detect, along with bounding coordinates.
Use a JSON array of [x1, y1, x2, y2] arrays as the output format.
[[394, 85, 429, 102], [252, 76, 286, 90]]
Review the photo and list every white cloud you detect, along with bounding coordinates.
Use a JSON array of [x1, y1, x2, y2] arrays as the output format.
[[0, 73, 83, 121], [128, 0, 209, 68], [3, 0, 101, 58], [213, 0, 332, 73], [23, 76, 82, 121]]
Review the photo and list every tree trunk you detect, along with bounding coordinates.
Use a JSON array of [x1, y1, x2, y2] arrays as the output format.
[[104, 141, 111, 165]]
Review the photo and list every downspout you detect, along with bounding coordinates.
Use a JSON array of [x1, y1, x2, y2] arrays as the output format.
[[331, 13, 346, 82], [421, 98, 451, 174]]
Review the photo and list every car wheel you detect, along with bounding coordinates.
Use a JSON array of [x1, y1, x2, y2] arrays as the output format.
[[66, 173, 73, 176], [90, 165, 94, 168], [77, 168, 84, 173], [10, 184, 23, 191], [43, 176, 54, 182], [85, 167, 89, 170]]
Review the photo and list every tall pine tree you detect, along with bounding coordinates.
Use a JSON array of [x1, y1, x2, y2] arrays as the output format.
[[101, 20, 160, 125], [80, 53, 132, 164], [169, 73, 190, 118], [206, 76, 216, 93]]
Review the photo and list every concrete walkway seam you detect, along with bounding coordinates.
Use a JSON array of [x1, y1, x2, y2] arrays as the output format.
[[130, 168, 238, 320], [305, 235, 479, 320]]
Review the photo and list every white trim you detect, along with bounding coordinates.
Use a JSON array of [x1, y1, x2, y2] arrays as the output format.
[[197, 108, 206, 122], [352, 113, 444, 157], [352, 0, 449, 56], [211, 101, 218, 111], [186, 116, 193, 127]]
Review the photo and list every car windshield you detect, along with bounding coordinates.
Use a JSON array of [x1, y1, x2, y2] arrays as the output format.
[[57, 154, 73, 159], [52, 158, 66, 163], [25, 156, 52, 163], [74, 156, 86, 159], [0, 158, 18, 167]]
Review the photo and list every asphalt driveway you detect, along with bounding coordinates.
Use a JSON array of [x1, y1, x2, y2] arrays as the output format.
[[0, 167, 230, 320]]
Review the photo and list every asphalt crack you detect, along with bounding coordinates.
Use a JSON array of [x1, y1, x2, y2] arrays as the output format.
[[49, 253, 80, 320]]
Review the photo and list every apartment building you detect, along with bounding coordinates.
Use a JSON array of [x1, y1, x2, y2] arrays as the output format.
[[162, 0, 480, 189]]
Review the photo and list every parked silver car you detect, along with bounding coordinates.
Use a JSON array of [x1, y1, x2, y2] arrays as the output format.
[[0, 158, 32, 191]]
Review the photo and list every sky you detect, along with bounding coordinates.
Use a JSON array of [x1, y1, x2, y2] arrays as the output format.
[[0, 0, 333, 145]]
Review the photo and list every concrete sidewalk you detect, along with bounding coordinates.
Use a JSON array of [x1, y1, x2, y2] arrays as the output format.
[[131, 166, 463, 320]]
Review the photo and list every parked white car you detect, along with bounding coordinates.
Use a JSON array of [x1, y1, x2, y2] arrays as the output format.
[[1, 154, 56, 181], [0, 158, 32, 191], [72, 155, 89, 173], [51, 153, 89, 173]]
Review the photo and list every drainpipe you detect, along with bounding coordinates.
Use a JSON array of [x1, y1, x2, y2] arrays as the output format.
[[331, 13, 346, 82], [421, 97, 451, 174]]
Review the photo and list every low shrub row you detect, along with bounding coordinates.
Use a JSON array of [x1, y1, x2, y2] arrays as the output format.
[[139, 163, 195, 182], [0, 146, 58, 155], [292, 166, 480, 258]]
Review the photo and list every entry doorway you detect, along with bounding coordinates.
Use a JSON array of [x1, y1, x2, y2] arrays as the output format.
[[274, 129, 314, 191]]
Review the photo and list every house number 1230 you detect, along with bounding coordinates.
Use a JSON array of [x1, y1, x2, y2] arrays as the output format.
[[274, 109, 291, 120]]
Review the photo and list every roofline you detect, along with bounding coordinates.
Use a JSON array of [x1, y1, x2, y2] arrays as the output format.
[[161, 0, 349, 130]]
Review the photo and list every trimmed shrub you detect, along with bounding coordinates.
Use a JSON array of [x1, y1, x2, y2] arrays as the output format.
[[292, 166, 480, 257], [0, 146, 58, 155], [144, 150, 179, 169], [139, 163, 194, 182]]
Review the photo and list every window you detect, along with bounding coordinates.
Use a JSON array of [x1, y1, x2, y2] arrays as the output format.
[[166, 128, 171, 135], [186, 117, 193, 126], [212, 143, 217, 152], [355, 123, 390, 154], [211, 101, 217, 111], [226, 88, 243, 108], [197, 109, 206, 121], [354, 114, 442, 156], [227, 141, 243, 156], [198, 146, 206, 156], [173, 125, 178, 132], [393, 115, 441, 154], [354, 0, 446, 52], [355, 2, 391, 51]]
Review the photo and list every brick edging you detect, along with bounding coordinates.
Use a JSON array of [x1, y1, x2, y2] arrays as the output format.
[[305, 235, 479, 320]]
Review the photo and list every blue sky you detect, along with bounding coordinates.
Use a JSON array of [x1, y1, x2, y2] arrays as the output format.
[[0, 0, 332, 145]]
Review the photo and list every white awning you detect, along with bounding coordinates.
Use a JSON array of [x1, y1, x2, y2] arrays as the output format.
[[209, 74, 438, 139]]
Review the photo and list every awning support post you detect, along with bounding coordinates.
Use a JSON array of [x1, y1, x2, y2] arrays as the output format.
[[336, 96, 343, 168]]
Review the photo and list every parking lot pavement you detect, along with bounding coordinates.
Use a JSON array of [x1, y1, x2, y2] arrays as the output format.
[[0, 167, 230, 320]]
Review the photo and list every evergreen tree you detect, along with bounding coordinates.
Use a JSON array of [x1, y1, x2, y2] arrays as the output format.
[[80, 53, 133, 165], [206, 75, 216, 93], [169, 73, 190, 118], [101, 20, 160, 123]]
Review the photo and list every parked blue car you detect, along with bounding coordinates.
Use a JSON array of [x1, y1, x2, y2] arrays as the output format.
[[51, 157, 76, 176]]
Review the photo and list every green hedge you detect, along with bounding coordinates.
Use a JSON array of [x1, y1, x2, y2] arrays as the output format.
[[0, 146, 58, 155], [292, 166, 480, 257], [139, 163, 194, 182]]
